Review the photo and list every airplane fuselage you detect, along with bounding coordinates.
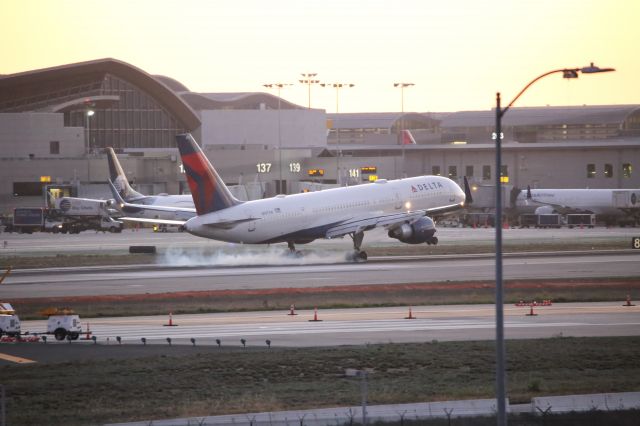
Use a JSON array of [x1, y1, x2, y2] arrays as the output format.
[[185, 176, 465, 244], [515, 188, 640, 216]]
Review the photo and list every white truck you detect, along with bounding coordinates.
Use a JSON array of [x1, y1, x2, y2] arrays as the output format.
[[0, 302, 21, 338], [45, 311, 82, 341], [52, 197, 123, 233]]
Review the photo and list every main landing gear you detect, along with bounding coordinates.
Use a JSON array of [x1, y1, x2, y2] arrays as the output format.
[[348, 231, 367, 262], [287, 241, 303, 258]]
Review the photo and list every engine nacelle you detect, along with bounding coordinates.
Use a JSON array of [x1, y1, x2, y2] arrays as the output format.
[[534, 205, 555, 215], [388, 217, 438, 245]]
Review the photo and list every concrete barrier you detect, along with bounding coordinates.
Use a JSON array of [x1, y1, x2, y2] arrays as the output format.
[[532, 391, 640, 413], [128, 245, 156, 254], [105, 398, 502, 426]]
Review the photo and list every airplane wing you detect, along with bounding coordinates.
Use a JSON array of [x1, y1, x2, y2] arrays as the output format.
[[118, 217, 187, 226], [325, 203, 462, 239], [108, 180, 196, 215]]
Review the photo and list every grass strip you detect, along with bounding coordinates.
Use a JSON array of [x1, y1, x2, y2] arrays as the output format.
[[2, 336, 639, 425], [10, 277, 640, 320]]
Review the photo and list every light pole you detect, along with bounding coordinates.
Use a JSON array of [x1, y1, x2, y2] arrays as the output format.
[[321, 83, 355, 185], [299, 73, 320, 109], [393, 82, 414, 113], [493, 62, 614, 426], [85, 109, 95, 154], [263, 83, 292, 194], [393, 83, 414, 178]]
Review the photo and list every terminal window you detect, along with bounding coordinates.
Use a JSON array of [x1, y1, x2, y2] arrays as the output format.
[[587, 164, 596, 178], [604, 164, 613, 178], [432, 165, 441, 176], [465, 165, 474, 177], [623, 163, 632, 178], [482, 165, 491, 181], [448, 166, 457, 179], [13, 182, 45, 197], [49, 141, 59, 155]]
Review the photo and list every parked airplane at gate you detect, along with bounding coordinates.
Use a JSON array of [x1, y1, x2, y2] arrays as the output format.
[[106, 147, 196, 222], [128, 133, 470, 259], [515, 186, 640, 223]]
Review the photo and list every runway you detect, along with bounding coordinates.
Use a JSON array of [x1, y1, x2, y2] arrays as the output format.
[[15, 302, 640, 348], [0, 226, 635, 255], [2, 251, 639, 298]]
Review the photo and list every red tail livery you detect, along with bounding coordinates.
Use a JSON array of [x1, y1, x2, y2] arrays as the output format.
[[175, 134, 241, 215]]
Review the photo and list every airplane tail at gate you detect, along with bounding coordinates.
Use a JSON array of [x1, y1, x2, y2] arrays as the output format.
[[400, 129, 417, 145], [107, 147, 145, 201], [175, 134, 241, 215]]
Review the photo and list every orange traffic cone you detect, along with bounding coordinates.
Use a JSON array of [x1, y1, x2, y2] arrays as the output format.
[[404, 306, 416, 319], [163, 312, 178, 326], [622, 295, 636, 307], [288, 304, 298, 316], [83, 323, 92, 340], [308, 307, 323, 322], [526, 303, 538, 316]]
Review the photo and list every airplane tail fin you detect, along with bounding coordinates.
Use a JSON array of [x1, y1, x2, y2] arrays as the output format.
[[526, 185, 532, 200], [400, 129, 417, 145], [463, 176, 473, 205], [107, 147, 145, 201], [175, 134, 241, 215]]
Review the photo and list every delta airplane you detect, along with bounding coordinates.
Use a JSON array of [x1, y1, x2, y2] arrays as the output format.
[[121, 133, 470, 260], [106, 147, 196, 222], [515, 186, 640, 223]]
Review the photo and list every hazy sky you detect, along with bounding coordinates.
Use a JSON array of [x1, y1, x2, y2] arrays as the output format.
[[3, 0, 638, 113]]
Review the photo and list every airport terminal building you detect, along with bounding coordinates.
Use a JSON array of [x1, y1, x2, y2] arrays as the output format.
[[1, 58, 639, 215]]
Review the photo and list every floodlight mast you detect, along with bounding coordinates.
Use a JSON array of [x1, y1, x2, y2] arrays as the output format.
[[321, 83, 356, 185], [493, 62, 614, 426], [263, 83, 293, 193]]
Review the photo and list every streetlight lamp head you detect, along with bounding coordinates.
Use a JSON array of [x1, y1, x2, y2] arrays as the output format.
[[87, 110, 95, 117], [581, 62, 616, 74], [562, 69, 579, 79]]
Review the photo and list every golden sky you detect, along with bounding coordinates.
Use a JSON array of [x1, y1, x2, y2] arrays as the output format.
[[2, 0, 638, 112]]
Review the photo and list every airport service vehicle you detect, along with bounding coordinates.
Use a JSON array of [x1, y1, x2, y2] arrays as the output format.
[[12, 208, 65, 234], [53, 197, 123, 233], [515, 186, 640, 225], [0, 303, 20, 338], [44, 311, 82, 341], [11, 203, 122, 234], [114, 134, 471, 260]]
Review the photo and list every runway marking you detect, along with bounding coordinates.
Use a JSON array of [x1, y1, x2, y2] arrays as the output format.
[[78, 319, 640, 343], [0, 352, 37, 364]]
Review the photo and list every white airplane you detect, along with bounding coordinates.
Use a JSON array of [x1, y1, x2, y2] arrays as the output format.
[[106, 147, 196, 222], [128, 133, 470, 259], [515, 186, 640, 222]]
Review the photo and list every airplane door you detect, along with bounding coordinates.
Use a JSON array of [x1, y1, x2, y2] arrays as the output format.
[[246, 209, 256, 232], [394, 192, 402, 210]]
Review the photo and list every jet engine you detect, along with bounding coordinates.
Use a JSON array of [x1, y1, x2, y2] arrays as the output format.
[[388, 217, 438, 245], [534, 205, 555, 215]]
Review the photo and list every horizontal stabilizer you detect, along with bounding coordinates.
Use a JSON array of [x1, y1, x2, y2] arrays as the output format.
[[118, 217, 187, 226], [202, 217, 261, 230]]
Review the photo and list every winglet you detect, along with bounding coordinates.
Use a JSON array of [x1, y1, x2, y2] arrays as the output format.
[[107, 179, 127, 208], [175, 134, 241, 216], [107, 147, 145, 201], [463, 176, 473, 205]]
